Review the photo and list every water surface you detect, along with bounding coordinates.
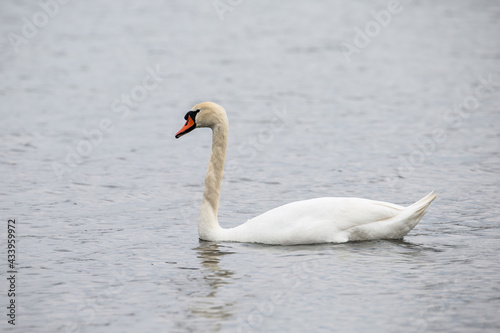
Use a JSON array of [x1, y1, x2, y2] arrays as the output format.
[[1, 0, 499, 332]]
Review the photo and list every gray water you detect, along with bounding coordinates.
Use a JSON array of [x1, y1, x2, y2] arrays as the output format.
[[1, 0, 500, 332]]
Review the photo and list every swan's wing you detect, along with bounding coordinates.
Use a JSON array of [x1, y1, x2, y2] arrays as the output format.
[[249, 197, 404, 228], [224, 197, 405, 244]]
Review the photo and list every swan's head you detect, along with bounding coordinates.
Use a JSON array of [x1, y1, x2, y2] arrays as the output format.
[[175, 102, 228, 139]]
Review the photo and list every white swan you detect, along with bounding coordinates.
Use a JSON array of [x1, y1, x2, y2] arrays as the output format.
[[175, 102, 436, 245]]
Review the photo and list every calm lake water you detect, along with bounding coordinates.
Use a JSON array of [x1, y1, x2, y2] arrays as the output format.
[[1, 0, 500, 332]]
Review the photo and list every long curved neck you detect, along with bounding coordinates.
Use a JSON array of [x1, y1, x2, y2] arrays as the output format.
[[198, 123, 228, 240]]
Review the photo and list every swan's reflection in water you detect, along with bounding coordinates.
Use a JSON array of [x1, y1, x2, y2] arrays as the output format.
[[188, 242, 236, 330]]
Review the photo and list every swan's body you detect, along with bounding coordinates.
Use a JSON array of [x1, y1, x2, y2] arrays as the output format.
[[175, 102, 436, 245]]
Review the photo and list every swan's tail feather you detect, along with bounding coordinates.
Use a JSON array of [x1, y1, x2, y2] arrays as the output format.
[[347, 192, 437, 242], [409, 191, 437, 213], [391, 191, 437, 238]]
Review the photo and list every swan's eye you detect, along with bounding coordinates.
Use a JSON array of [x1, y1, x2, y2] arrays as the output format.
[[184, 110, 200, 121]]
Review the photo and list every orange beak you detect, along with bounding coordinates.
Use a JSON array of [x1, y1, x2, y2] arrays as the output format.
[[175, 115, 196, 138]]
